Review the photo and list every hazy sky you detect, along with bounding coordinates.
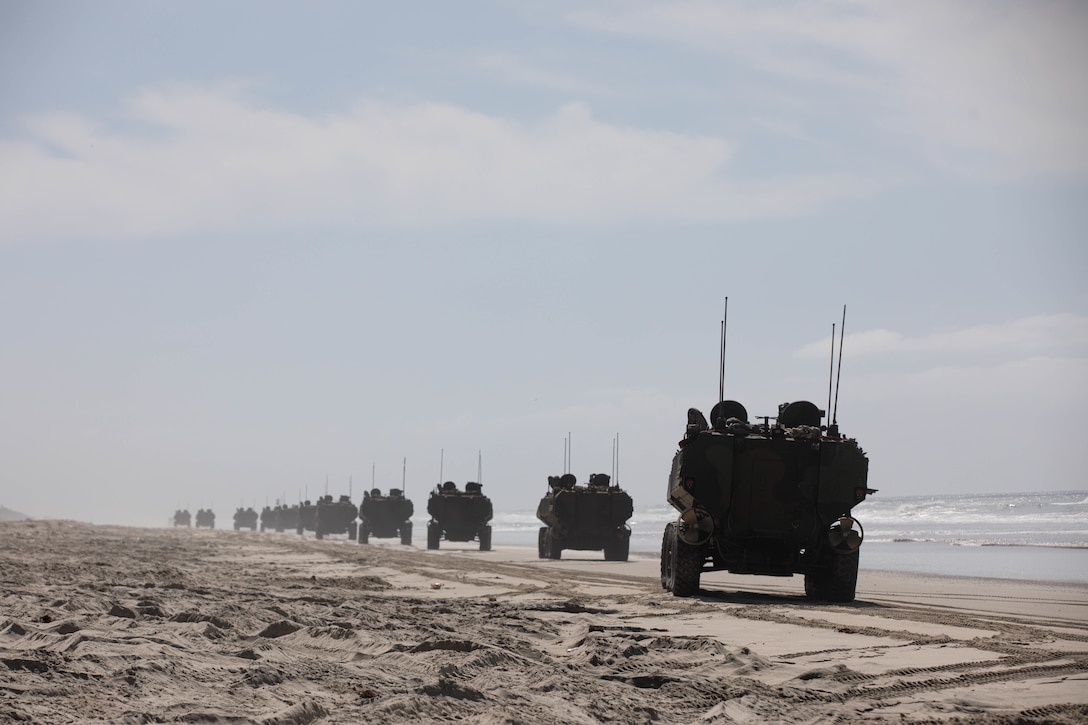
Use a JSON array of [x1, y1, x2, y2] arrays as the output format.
[[2, 1, 1086, 527]]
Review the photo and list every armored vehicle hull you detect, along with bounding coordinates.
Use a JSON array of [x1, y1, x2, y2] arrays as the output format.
[[426, 482, 493, 551], [314, 495, 357, 540], [296, 501, 317, 536], [259, 506, 275, 532], [233, 507, 258, 531], [359, 489, 414, 545], [277, 505, 300, 533], [173, 510, 191, 527], [537, 473, 633, 561], [661, 402, 871, 602], [195, 509, 215, 529]]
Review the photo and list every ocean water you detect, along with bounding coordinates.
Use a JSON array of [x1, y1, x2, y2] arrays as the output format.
[[470, 490, 1088, 584]]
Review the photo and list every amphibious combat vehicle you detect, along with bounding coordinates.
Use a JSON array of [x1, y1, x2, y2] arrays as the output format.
[[173, 509, 191, 527], [359, 488, 414, 545], [314, 494, 357, 540], [537, 473, 633, 561], [233, 507, 258, 531], [277, 504, 300, 533], [296, 500, 317, 536], [426, 481, 493, 551], [195, 508, 216, 529], [259, 506, 276, 532], [661, 305, 874, 602]]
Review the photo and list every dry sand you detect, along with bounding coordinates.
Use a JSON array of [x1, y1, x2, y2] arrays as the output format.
[[2, 520, 1086, 724]]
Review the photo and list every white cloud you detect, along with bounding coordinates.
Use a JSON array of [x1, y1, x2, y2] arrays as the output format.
[[795, 314, 1088, 360], [567, 1, 1088, 178], [0, 86, 874, 242]]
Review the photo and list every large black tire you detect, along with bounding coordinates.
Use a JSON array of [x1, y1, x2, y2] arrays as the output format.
[[348, 522, 358, 541], [538, 527, 549, 559], [603, 529, 630, 562], [660, 523, 675, 589], [806, 548, 859, 603], [665, 524, 703, 598], [359, 521, 369, 544], [400, 521, 412, 546], [479, 525, 492, 552], [315, 528, 324, 540], [427, 522, 441, 550], [545, 529, 562, 560], [234, 523, 240, 531], [297, 526, 304, 536]]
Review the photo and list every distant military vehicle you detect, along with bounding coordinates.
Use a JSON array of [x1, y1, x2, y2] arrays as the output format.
[[277, 504, 300, 533], [426, 481, 493, 551], [173, 509, 191, 527], [296, 500, 317, 536], [259, 506, 276, 532], [314, 494, 357, 540], [661, 305, 874, 602], [233, 507, 258, 531], [195, 508, 216, 529], [537, 473, 633, 561], [358, 488, 414, 545]]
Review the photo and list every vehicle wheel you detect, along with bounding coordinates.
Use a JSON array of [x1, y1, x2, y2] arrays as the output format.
[[297, 526, 304, 536], [669, 525, 703, 598], [234, 524, 240, 531], [546, 529, 562, 560], [359, 522, 369, 544], [315, 528, 324, 540], [606, 529, 630, 562], [478, 525, 492, 551], [427, 522, 441, 550], [400, 521, 412, 546], [806, 548, 859, 603], [538, 527, 549, 559], [260, 523, 266, 532], [348, 522, 358, 541], [660, 523, 675, 589]]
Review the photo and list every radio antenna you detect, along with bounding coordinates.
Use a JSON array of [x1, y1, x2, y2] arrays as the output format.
[[719, 297, 728, 403], [615, 433, 620, 487], [349, 475, 353, 499], [402, 457, 407, 494], [832, 305, 847, 427], [439, 448, 444, 487], [827, 322, 836, 429], [477, 450, 482, 484]]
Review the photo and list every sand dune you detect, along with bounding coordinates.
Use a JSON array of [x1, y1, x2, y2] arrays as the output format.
[[2, 520, 1086, 723]]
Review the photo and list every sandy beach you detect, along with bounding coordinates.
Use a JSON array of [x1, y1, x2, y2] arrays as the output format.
[[2, 520, 1086, 723]]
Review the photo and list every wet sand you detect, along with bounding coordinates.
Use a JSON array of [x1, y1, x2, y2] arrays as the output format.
[[2, 520, 1087, 723]]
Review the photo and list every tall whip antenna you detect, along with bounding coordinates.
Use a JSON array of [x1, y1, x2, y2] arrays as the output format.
[[827, 322, 836, 429], [615, 433, 620, 487], [832, 305, 847, 426], [477, 450, 482, 484], [402, 457, 406, 494], [719, 297, 728, 402], [567, 432, 572, 475], [439, 448, 444, 486]]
